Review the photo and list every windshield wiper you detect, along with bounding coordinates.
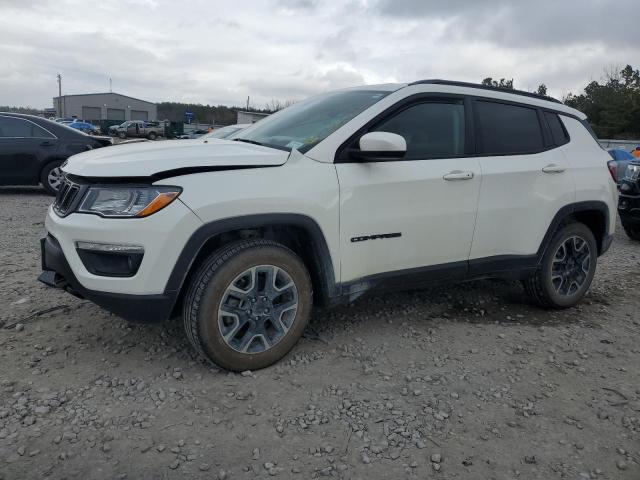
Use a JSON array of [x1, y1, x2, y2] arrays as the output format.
[[233, 138, 264, 146]]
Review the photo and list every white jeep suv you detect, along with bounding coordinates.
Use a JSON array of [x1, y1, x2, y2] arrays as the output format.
[[39, 80, 617, 371]]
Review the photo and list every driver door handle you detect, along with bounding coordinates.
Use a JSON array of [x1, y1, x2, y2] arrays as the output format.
[[40, 141, 54, 147], [542, 164, 566, 174], [443, 170, 474, 181]]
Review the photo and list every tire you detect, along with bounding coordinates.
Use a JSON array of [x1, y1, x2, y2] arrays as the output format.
[[523, 222, 597, 309], [147, 132, 157, 140], [183, 239, 313, 371], [118, 131, 126, 139], [40, 161, 64, 195], [622, 222, 640, 241]]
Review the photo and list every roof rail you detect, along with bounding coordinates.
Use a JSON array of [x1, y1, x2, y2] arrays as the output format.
[[409, 79, 562, 104]]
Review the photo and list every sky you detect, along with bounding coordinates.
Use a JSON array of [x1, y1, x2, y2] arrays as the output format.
[[1, 0, 638, 109]]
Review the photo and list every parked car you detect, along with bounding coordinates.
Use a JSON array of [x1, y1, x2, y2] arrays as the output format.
[[67, 121, 101, 135], [39, 80, 616, 371], [0, 113, 113, 194], [201, 124, 251, 140], [617, 160, 640, 240], [53, 117, 77, 123], [179, 129, 210, 140], [607, 148, 635, 183], [109, 120, 164, 140]]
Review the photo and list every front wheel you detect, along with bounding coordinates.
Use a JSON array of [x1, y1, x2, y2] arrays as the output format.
[[40, 161, 64, 195], [147, 132, 157, 140], [118, 131, 126, 139], [622, 221, 640, 241], [523, 223, 597, 309], [183, 239, 312, 371]]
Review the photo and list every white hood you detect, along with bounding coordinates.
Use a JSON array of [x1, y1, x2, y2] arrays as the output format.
[[62, 139, 290, 178]]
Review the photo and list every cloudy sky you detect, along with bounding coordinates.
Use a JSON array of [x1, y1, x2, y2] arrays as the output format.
[[1, 0, 638, 109]]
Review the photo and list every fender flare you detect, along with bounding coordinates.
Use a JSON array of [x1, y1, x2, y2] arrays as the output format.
[[537, 200, 611, 259], [164, 213, 339, 302]]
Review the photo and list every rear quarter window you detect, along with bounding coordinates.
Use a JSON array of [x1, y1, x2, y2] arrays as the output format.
[[544, 111, 570, 146]]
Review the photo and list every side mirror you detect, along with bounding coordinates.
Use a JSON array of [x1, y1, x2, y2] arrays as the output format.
[[352, 132, 407, 162]]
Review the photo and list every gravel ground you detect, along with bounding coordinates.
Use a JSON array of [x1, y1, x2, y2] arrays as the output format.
[[1, 187, 639, 480]]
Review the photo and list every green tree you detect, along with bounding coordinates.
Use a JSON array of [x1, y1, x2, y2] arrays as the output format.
[[481, 77, 514, 89], [0, 106, 40, 115], [564, 64, 640, 139], [156, 102, 270, 125], [536, 84, 548, 96]]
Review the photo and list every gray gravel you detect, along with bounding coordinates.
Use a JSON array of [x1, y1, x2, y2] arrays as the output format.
[[1, 186, 639, 479]]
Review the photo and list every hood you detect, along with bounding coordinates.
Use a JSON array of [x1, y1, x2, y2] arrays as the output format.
[[62, 139, 290, 178]]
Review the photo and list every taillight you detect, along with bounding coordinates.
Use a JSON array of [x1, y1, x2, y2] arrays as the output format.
[[607, 160, 618, 182]]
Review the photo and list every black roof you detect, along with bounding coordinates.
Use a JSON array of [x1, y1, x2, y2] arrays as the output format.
[[409, 79, 562, 104]]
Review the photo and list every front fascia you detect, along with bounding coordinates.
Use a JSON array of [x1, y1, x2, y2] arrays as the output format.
[[44, 199, 203, 295]]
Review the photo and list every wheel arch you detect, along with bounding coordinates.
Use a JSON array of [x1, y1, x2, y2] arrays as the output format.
[[166, 214, 339, 318], [538, 201, 611, 259], [39, 157, 67, 177]]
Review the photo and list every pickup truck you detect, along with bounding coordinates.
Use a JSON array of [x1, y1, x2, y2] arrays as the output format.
[[109, 120, 164, 140]]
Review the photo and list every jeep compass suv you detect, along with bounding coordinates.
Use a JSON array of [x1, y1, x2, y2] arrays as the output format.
[[39, 80, 617, 371]]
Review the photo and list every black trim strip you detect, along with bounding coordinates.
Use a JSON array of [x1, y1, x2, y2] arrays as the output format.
[[408, 79, 562, 104], [66, 164, 278, 185]]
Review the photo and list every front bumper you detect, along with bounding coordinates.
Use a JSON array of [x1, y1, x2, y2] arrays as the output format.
[[39, 235, 175, 323], [618, 193, 640, 224]]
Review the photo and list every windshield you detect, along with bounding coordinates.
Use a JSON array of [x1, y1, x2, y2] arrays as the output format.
[[233, 90, 390, 152]]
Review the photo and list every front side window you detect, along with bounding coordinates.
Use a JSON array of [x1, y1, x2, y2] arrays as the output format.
[[0, 117, 53, 138], [372, 102, 465, 160], [233, 90, 390, 152], [476, 101, 544, 155]]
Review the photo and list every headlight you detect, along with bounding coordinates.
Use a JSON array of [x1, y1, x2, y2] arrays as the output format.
[[625, 163, 640, 180], [77, 186, 182, 218]]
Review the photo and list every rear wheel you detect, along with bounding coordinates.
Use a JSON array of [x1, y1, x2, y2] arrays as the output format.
[[40, 161, 64, 195], [183, 239, 312, 371], [147, 131, 157, 140], [523, 223, 597, 308], [622, 222, 640, 241]]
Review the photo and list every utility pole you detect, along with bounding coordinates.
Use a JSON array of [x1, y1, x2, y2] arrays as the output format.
[[109, 77, 112, 93], [246, 96, 250, 111], [57, 74, 63, 117]]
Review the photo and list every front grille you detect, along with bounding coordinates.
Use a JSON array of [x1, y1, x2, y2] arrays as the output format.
[[53, 177, 81, 216]]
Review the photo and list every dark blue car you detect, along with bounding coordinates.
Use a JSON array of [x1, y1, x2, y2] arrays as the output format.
[[608, 149, 635, 183], [67, 121, 101, 135]]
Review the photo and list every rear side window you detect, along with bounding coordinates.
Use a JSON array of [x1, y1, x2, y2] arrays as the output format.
[[0, 116, 53, 138], [475, 101, 544, 155], [544, 112, 570, 146], [372, 102, 465, 160]]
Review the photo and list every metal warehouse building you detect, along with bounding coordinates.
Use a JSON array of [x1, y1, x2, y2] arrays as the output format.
[[53, 92, 157, 122], [236, 110, 270, 124]]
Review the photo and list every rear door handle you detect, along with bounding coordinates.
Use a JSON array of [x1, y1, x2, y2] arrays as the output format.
[[40, 141, 54, 147], [542, 164, 566, 174], [443, 170, 474, 181]]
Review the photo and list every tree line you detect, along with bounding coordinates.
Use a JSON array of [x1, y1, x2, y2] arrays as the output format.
[[156, 102, 273, 125]]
